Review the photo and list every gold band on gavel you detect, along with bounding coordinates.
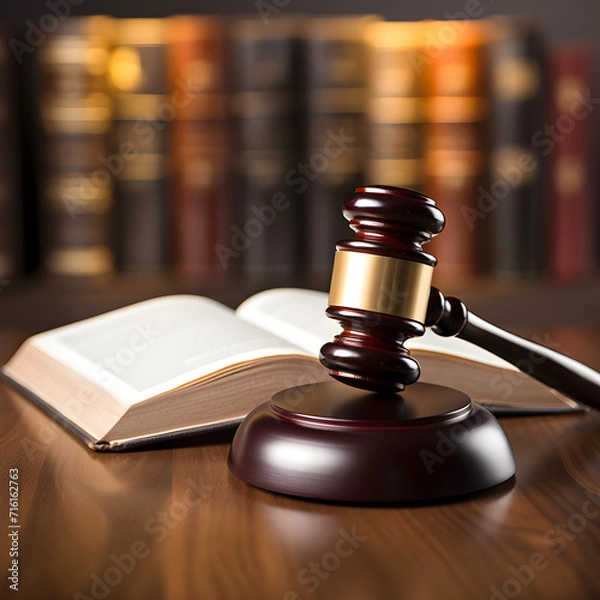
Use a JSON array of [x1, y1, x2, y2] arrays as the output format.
[[328, 250, 434, 323]]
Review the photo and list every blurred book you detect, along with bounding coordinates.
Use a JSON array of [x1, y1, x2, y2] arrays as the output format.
[[366, 21, 425, 191], [1, 13, 597, 287], [230, 16, 302, 276], [486, 17, 547, 277], [168, 16, 232, 278], [423, 20, 490, 282], [108, 18, 169, 271], [548, 45, 596, 282], [37, 16, 116, 277], [0, 27, 22, 279], [302, 15, 376, 278]]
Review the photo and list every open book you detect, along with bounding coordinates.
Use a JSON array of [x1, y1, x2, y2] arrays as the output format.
[[1, 288, 580, 451]]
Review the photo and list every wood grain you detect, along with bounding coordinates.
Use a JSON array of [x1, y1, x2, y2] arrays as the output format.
[[1, 328, 600, 599]]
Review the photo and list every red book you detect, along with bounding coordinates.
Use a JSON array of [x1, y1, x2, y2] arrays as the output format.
[[168, 16, 230, 277], [548, 46, 595, 282]]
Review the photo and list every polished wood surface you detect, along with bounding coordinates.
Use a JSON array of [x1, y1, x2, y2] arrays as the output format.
[[2, 328, 600, 599]]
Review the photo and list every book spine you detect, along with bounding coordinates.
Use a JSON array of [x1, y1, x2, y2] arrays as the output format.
[[0, 31, 22, 279], [230, 17, 301, 276], [37, 17, 115, 277], [168, 16, 231, 277], [366, 21, 425, 191], [487, 18, 547, 276], [423, 21, 489, 282], [109, 19, 169, 271], [302, 16, 374, 277], [548, 46, 595, 282]]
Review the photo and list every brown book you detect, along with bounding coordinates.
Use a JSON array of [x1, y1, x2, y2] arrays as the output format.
[[548, 45, 595, 282], [366, 21, 425, 191], [108, 19, 169, 271], [422, 20, 489, 283], [0, 30, 22, 279], [302, 16, 376, 278], [37, 16, 116, 277], [230, 16, 302, 276], [168, 16, 231, 277]]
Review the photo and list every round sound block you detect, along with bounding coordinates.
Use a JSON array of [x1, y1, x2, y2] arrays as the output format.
[[228, 380, 516, 502]]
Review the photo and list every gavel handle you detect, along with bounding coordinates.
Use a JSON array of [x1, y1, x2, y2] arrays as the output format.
[[425, 287, 600, 410]]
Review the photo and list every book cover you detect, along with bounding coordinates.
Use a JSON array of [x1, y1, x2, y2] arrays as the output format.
[[366, 21, 425, 191], [548, 45, 595, 282], [108, 19, 169, 272], [301, 15, 375, 278], [230, 16, 302, 276], [37, 16, 116, 277], [486, 17, 548, 276], [168, 16, 232, 278], [0, 28, 22, 279], [423, 20, 490, 283]]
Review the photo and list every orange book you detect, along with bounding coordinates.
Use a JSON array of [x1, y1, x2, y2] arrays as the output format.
[[422, 20, 489, 283]]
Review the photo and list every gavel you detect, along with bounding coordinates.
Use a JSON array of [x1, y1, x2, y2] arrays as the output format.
[[320, 185, 600, 407], [229, 185, 600, 503]]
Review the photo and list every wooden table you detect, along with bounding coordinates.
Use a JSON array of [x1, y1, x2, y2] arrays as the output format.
[[1, 327, 600, 600]]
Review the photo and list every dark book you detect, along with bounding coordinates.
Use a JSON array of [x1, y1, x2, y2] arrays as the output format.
[[230, 16, 302, 276], [168, 16, 231, 277], [108, 19, 169, 272], [0, 29, 22, 279], [423, 20, 489, 283], [366, 21, 425, 191], [301, 16, 375, 278], [37, 17, 116, 277], [548, 46, 595, 282], [486, 17, 547, 276]]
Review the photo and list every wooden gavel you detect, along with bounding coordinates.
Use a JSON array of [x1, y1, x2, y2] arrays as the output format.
[[320, 185, 600, 409], [229, 185, 600, 503]]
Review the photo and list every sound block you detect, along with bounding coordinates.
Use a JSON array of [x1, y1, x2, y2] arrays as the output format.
[[228, 380, 516, 502]]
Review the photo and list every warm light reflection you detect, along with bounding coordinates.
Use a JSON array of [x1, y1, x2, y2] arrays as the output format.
[[265, 438, 348, 475], [108, 46, 143, 91]]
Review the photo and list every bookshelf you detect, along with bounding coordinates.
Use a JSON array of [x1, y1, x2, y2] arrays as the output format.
[[0, 3, 598, 330]]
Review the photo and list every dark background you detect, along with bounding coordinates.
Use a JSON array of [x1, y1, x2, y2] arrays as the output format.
[[0, 0, 597, 43]]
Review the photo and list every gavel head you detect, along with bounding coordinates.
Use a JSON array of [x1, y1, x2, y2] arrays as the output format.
[[319, 185, 445, 393]]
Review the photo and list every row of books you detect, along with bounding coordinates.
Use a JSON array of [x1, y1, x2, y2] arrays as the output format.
[[0, 14, 596, 282]]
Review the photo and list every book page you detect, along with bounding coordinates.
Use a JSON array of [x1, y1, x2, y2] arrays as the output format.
[[31, 295, 312, 406], [236, 288, 518, 371]]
